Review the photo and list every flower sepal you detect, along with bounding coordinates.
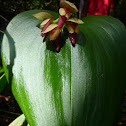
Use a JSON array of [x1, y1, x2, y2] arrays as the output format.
[[33, 12, 53, 20], [66, 18, 84, 45]]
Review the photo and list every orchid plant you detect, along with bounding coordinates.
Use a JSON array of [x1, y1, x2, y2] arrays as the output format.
[[1, 0, 126, 125], [33, 0, 84, 52]]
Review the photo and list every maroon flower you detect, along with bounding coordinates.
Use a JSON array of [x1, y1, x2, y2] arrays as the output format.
[[66, 18, 84, 45], [33, 1, 84, 52], [58, 0, 78, 28], [42, 24, 61, 52], [33, 12, 53, 37]]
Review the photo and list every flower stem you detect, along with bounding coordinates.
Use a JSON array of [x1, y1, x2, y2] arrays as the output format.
[[0, 30, 4, 34], [52, 18, 59, 24]]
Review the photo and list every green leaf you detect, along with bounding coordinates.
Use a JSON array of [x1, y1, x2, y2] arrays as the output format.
[[0, 73, 7, 93], [1, 10, 126, 126], [0, 66, 7, 93], [9, 114, 29, 126], [0, 66, 4, 74]]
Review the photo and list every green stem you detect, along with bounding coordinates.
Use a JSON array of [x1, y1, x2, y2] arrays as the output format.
[[0, 30, 4, 33], [0, 115, 14, 119], [52, 18, 59, 24], [0, 73, 5, 79], [0, 109, 21, 116], [0, 15, 9, 22]]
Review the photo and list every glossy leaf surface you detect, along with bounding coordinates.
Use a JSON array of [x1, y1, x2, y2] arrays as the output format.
[[1, 10, 126, 126]]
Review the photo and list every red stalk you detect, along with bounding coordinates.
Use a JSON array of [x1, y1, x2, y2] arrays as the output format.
[[58, 15, 67, 28]]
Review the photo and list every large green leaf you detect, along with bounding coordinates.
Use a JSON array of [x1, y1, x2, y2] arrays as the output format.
[[1, 10, 126, 126]]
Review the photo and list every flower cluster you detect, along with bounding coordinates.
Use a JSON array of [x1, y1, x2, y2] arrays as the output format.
[[33, 0, 84, 52]]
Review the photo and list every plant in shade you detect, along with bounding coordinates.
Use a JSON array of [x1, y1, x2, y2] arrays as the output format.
[[1, 0, 126, 126]]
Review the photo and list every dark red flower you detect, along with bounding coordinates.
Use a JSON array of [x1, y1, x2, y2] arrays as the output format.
[[66, 18, 84, 45], [58, 0, 78, 28]]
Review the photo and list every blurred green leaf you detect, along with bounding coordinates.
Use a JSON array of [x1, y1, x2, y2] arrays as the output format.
[[0, 67, 4, 73], [0, 73, 7, 93]]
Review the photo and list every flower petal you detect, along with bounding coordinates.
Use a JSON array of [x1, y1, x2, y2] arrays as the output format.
[[59, 8, 66, 16], [58, 15, 67, 28], [33, 12, 53, 20], [67, 18, 84, 24], [41, 19, 52, 37], [42, 24, 58, 34], [40, 18, 51, 29], [60, 0, 78, 13], [59, 8, 71, 19], [67, 23, 74, 33], [69, 33, 77, 45], [75, 26, 79, 33], [41, 32, 46, 37], [50, 27, 61, 41], [65, 12, 71, 19]]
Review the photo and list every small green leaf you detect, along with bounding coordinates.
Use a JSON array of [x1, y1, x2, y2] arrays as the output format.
[[9, 114, 29, 126]]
